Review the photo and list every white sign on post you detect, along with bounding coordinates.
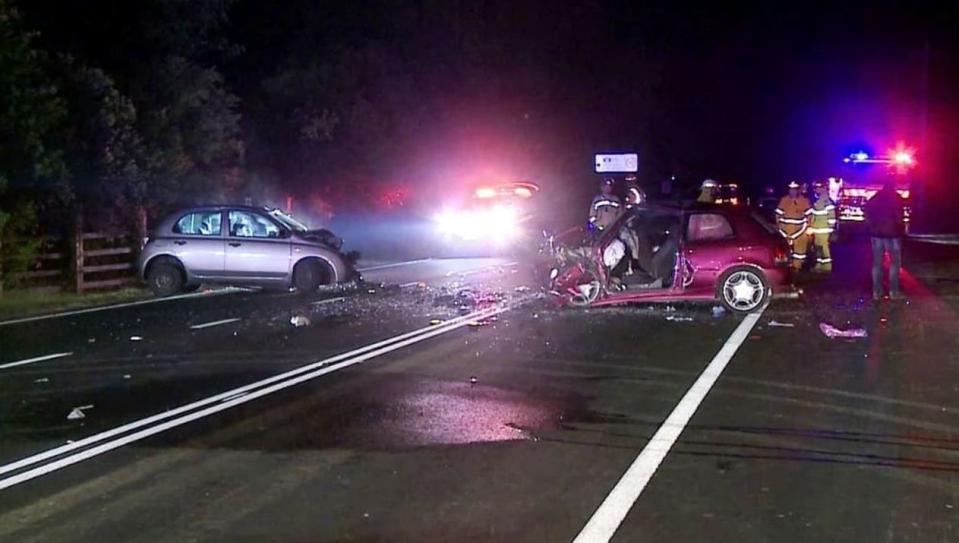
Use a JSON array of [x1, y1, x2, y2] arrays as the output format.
[[594, 153, 638, 173]]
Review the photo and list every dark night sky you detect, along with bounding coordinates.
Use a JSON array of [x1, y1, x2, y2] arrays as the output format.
[[21, 1, 959, 208]]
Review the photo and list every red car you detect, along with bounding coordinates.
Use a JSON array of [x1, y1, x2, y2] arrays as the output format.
[[546, 203, 792, 313]]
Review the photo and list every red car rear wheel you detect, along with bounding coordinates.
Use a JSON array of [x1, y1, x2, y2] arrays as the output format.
[[718, 266, 769, 313]]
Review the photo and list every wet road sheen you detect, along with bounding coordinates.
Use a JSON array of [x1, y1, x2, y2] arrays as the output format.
[[1, 248, 958, 542]]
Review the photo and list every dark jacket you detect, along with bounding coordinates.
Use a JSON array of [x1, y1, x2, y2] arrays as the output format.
[[864, 188, 905, 238]]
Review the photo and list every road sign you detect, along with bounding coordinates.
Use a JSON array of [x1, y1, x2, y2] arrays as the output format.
[[595, 153, 638, 173]]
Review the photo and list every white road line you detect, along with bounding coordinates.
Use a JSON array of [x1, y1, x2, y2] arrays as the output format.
[[399, 281, 422, 288], [189, 318, 241, 330], [0, 288, 245, 327], [572, 308, 766, 543], [909, 237, 959, 246], [0, 352, 73, 370], [311, 296, 346, 306], [357, 258, 432, 272], [0, 303, 515, 488]]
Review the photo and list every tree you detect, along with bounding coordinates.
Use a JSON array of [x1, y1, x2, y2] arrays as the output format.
[[0, 0, 66, 285], [51, 56, 146, 231]]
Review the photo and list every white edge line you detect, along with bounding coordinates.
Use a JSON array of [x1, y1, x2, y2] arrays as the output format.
[[572, 308, 766, 543], [357, 258, 432, 272], [0, 304, 510, 478], [0, 352, 74, 370], [0, 303, 512, 490], [189, 318, 242, 330], [311, 296, 346, 306], [909, 238, 959, 246], [0, 288, 244, 327]]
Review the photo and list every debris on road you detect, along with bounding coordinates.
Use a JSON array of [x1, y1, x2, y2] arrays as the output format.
[[711, 306, 726, 317], [129, 336, 143, 342], [469, 376, 478, 385], [34, 377, 49, 383], [429, 319, 443, 326], [514, 286, 531, 293], [768, 320, 796, 328], [819, 322, 868, 339], [665, 315, 694, 322], [467, 320, 489, 329], [87, 338, 96, 343], [67, 405, 94, 420], [123, 374, 131, 379], [290, 315, 311, 327]]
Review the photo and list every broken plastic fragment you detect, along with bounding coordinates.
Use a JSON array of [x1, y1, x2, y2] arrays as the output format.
[[129, 336, 143, 342], [819, 322, 867, 338], [768, 320, 795, 328], [67, 404, 93, 420]]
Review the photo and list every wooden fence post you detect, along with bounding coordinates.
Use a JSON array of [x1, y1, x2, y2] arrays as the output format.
[[136, 206, 148, 250], [74, 211, 84, 294]]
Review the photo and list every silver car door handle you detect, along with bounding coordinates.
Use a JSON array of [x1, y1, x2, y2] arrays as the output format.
[[174, 240, 187, 246]]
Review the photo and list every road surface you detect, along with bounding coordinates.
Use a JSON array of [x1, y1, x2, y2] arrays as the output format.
[[1, 246, 958, 542]]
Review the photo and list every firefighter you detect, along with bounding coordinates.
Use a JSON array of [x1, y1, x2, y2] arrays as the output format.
[[624, 176, 646, 209], [775, 180, 812, 270], [808, 180, 837, 272], [588, 177, 622, 231], [697, 179, 718, 203]]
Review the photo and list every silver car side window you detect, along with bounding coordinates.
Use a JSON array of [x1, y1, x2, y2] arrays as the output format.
[[229, 211, 281, 238], [174, 211, 222, 236]]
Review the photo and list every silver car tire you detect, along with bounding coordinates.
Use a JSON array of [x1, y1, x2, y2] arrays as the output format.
[[293, 260, 323, 294], [147, 261, 184, 297]]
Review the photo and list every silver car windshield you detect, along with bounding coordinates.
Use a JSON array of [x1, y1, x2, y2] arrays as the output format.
[[268, 209, 309, 233]]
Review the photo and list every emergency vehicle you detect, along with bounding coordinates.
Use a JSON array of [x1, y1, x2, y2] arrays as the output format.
[[835, 147, 915, 230]]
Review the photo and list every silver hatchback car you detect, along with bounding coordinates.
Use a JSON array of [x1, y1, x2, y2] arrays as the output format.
[[138, 205, 358, 296]]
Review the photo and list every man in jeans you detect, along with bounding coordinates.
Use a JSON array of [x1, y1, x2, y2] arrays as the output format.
[[864, 178, 906, 300]]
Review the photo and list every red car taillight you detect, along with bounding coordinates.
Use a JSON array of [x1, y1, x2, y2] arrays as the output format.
[[773, 244, 789, 266]]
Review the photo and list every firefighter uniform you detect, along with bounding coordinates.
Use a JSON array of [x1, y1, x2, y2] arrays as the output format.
[[775, 188, 812, 270], [589, 194, 622, 231], [808, 191, 837, 272], [697, 179, 718, 203]]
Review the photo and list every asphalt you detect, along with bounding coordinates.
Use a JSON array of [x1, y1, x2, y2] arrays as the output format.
[[0, 243, 957, 543]]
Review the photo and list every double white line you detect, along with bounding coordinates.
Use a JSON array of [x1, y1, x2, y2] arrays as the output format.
[[0, 303, 513, 491]]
